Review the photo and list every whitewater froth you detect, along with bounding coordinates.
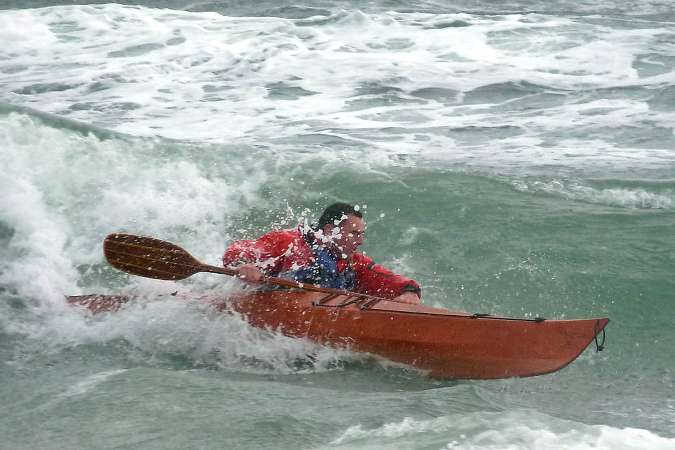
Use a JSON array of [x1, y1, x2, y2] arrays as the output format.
[[1, 4, 673, 173]]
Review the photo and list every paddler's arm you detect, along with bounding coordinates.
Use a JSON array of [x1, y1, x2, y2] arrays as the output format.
[[222, 231, 295, 280], [235, 264, 264, 283], [351, 253, 422, 304]]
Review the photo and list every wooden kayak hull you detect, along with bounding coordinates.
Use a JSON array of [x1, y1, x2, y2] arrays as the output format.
[[67, 290, 609, 380]]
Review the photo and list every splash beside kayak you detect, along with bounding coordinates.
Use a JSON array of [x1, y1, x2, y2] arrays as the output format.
[[68, 290, 609, 380]]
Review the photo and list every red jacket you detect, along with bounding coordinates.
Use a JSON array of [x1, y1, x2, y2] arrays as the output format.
[[223, 228, 420, 299]]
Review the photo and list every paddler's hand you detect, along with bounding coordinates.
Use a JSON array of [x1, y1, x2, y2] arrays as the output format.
[[236, 264, 264, 283], [393, 292, 421, 305]]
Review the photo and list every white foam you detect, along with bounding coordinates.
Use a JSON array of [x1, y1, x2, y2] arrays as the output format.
[[59, 369, 128, 398], [0, 111, 267, 311], [0, 115, 79, 307], [0, 5, 673, 172], [31, 293, 362, 376], [0, 9, 56, 51], [329, 410, 675, 449], [511, 178, 675, 209]]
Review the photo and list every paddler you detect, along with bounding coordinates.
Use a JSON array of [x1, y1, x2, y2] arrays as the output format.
[[222, 203, 422, 304]]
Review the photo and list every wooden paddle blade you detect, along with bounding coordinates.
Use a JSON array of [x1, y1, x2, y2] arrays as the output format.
[[103, 233, 203, 280]]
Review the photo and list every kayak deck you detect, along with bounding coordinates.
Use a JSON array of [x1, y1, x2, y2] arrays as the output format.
[[67, 290, 609, 380]]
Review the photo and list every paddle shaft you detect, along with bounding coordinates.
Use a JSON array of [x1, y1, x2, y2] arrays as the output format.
[[104, 233, 387, 301], [200, 261, 374, 296]]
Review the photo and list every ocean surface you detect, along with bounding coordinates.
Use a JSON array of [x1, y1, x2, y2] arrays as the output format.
[[1, 1, 674, 449]]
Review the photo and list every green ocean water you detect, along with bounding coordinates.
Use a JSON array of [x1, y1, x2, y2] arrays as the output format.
[[2, 1, 675, 448]]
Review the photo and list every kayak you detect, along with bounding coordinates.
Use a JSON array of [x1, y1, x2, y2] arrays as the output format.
[[71, 232, 610, 380], [67, 289, 609, 380]]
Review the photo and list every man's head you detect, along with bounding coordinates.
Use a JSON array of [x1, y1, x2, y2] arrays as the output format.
[[314, 202, 365, 258]]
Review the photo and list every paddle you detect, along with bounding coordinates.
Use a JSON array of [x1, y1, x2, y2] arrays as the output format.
[[103, 233, 383, 299]]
